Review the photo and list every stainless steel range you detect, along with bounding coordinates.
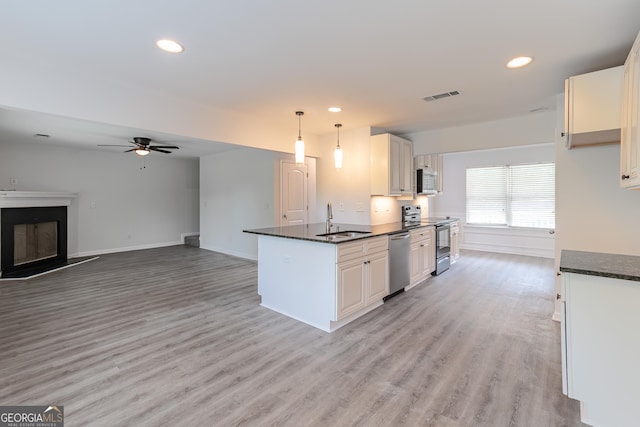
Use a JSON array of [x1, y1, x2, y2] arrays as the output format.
[[402, 205, 422, 225], [433, 223, 451, 276]]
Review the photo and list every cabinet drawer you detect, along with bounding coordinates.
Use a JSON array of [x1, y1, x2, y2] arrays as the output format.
[[410, 226, 433, 243], [337, 240, 366, 263], [365, 236, 388, 255], [336, 236, 388, 263]]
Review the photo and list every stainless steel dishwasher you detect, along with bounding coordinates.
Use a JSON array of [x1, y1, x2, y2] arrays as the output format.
[[386, 231, 410, 300]]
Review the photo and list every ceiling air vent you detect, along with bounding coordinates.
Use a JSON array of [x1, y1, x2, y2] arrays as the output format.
[[422, 90, 460, 102]]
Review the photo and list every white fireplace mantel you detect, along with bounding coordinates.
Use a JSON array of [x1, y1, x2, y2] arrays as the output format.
[[0, 191, 78, 208]]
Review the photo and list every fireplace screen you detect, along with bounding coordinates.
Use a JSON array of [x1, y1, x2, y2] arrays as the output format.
[[13, 222, 58, 266]]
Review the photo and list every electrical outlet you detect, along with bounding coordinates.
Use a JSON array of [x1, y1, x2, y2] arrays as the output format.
[[10, 178, 18, 186]]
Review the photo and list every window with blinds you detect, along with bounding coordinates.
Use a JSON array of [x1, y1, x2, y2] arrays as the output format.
[[466, 163, 555, 229]]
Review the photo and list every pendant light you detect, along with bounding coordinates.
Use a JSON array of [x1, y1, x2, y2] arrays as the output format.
[[295, 111, 305, 164], [334, 124, 343, 169]]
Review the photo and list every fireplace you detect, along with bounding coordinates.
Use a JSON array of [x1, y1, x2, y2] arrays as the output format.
[[1, 206, 68, 278]]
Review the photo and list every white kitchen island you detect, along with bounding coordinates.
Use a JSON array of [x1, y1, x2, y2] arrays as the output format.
[[256, 233, 388, 332], [245, 222, 426, 332]]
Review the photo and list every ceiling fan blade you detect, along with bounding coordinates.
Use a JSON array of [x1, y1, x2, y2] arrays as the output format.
[[150, 145, 180, 150], [149, 147, 172, 154], [124, 148, 137, 152]]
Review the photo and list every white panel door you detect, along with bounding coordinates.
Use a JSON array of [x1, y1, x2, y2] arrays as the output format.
[[281, 161, 308, 226]]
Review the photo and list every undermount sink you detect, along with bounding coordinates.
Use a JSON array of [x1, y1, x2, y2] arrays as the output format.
[[316, 230, 370, 239]]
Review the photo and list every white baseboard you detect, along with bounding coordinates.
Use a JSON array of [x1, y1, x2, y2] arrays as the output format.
[[72, 240, 183, 258], [199, 243, 257, 261], [460, 244, 554, 259]]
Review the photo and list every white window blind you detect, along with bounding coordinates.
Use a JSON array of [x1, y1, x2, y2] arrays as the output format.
[[466, 163, 555, 229], [466, 166, 508, 225]]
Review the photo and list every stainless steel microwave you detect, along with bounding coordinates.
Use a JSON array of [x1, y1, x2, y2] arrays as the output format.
[[416, 168, 438, 195]]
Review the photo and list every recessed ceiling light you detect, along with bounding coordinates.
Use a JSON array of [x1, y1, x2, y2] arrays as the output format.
[[156, 39, 184, 53], [328, 107, 342, 113], [506, 56, 533, 69]]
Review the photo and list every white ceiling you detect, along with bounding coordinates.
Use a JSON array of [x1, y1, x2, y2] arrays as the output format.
[[1, 0, 639, 157]]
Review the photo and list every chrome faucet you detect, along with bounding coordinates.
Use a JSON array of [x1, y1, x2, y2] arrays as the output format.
[[326, 202, 333, 232]]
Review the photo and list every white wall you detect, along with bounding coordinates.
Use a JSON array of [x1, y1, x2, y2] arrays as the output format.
[[410, 111, 556, 154], [554, 92, 640, 317], [431, 144, 555, 258], [315, 126, 373, 224], [0, 141, 199, 256], [200, 147, 317, 260], [314, 126, 418, 226]]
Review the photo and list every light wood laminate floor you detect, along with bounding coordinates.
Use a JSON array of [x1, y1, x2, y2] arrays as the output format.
[[0, 246, 584, 426]]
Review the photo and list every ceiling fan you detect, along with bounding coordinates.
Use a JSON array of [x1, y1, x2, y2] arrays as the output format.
[[98, 137, 180, 156]]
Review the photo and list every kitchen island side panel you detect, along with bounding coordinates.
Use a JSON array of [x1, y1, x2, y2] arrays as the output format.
[[257, 235, 336, 332], [563, 272, 640, 427]]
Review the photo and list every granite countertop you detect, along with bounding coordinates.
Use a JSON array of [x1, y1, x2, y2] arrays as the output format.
[[243, 218, 458, 244], [559, 249, 640, 282]]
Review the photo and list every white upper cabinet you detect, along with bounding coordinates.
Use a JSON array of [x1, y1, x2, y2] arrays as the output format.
[[371, 133, 413, 196], [621, 30, 640, 188], [564, 65, 623, 149]]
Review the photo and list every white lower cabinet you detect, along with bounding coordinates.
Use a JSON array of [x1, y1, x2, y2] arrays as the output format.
[[450, 220, 460, 263], [562, 272, 640, 427], [336, 236, 389, 320], [337, 258, 366, 318], [408, 226, 435, 288]]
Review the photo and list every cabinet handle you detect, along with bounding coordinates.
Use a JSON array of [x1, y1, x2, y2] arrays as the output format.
[[621, 174, 630, 180]]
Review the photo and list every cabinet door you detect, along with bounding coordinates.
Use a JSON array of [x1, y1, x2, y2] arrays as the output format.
[[400, 139, 413, 194], [410, 242, 424, 286], [450, 223, 460, 263], [630, 42, 640, 186], [337, 258, 366, 320], [366, 252, 389, 303], [621, 61, 632, 186], [389, 136, 402, 195], [621, 38, 640, 188], [420, 236, 433, 277]]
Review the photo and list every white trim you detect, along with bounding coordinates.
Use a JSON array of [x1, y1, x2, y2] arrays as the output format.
[[74, 241, 183, 257], [0, 256, 98, 281], [461, 224, 554, 259], [199, 243, 256, 261], [0, 191, 78, 208]]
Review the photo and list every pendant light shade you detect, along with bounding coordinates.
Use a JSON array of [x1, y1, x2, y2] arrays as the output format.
[[334, 123, 343, 169], [295, 111, 305, 164]]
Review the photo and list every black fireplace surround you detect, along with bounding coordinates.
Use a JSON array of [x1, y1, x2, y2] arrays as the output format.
[[1, 206, 67, 278]]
